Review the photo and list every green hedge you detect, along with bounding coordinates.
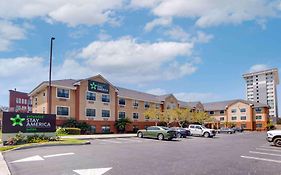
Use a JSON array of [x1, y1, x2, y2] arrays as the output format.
[[64, 128, 81, 135]]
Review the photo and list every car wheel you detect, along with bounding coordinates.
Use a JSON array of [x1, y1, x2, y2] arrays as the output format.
[[273, 138, 281, 147], [157, 133, 164, 140], [137, 132, 143, 138], [177, 133, 182, 138], [203, 132, 210, 138], [227, 131, 232, 134]]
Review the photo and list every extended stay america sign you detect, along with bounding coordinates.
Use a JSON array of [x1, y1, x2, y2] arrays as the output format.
[[2, 112, 56, 133]]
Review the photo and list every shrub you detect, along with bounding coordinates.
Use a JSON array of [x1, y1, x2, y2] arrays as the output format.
[[6, 132, 27, 145], [56, 128, 68, 136], [64, 128, 81, 135], [62, 118, 91, 134], [26, 134, 49, 143], [5, 132, 60, 145]]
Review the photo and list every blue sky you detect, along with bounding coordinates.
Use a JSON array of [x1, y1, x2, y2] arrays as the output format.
[[0, 0, 281, 115]]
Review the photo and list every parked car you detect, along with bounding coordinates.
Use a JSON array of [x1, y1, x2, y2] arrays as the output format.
[[170, 127, 190, 138], [232, 127, 244, 133], [267, 130, 281, 147], [187, 124, 216, 138], [218, 127, 235, 134], [137, 126, 177, 140]]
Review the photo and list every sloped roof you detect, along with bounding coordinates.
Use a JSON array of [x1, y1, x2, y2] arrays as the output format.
[[203, 99, 268, 111], [157, 94, 176, 101], [117, 87, 161, 103], [179, 101, 202, 108]]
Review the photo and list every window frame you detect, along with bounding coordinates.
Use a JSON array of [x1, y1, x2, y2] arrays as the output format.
[[85, 108, 96, 118], [102, 109, 110, 118], [86, 91, 96, 101], [119, 111, 126, 119], [56, 88, 70, 99], [101, 94, 110, 103], [56, 106, 70, 117], [133, 112, 139, 119]]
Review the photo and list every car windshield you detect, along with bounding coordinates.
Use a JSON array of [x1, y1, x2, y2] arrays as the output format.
[[201, 126, 207, 129], [161, 127, 170, 130]]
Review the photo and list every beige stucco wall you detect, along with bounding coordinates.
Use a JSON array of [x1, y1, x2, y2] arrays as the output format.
[[78, 76, 116, 121], [227, 102, 252, 122], [31, 89, 47, 114]]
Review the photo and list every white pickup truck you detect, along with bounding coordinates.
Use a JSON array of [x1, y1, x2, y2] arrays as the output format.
[[267, 130, 281, 147], [188, 124, 216, 138]]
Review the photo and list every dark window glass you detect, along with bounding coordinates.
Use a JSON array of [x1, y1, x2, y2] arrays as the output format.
[[57, 88, 69, 98], [220, 110, 224, 114], [144, 102, 150, 108], [102, 110, 110, 117], [57, 106, 69, 116], [119, 98, 126, 105], [133, 113, 139, 119], [240, 116, 246, 120], [86, 92, 96, 101], [220, 117, 224, 121], [102, 94, 110, 102], [209, 111, 214, 115], [86, 108, 96, 117], [102, 125, 110, 133], [133, 100, 138, 107], [231, 116, 237, 120], [119, 112, 125, 119], [256, 124, 262, 128], [240, 108, 246, 112], [231, 109, 237, 113]]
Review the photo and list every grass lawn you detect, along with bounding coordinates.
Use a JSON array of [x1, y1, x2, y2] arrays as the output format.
[[0, 138, 89, 152]]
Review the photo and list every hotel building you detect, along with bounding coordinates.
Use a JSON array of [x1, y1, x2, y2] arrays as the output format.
[[29, 74, 270, 133], [243, 68, 279, 120]]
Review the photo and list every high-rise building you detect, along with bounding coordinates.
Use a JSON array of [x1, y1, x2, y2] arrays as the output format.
[[243, 68, 279, 120]]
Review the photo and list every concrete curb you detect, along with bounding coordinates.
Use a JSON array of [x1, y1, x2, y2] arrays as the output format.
[[2, 141, 91, 153], [0, 152, 11, 175], [61, 134, 137, 140]]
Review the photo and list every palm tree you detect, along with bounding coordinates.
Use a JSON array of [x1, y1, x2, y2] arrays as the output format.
[[114, 118, 132, 133]]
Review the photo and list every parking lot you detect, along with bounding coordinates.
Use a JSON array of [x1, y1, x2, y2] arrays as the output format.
[[3, 132, 281, 175]]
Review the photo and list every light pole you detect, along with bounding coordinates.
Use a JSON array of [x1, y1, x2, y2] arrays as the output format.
[[48, 37, 55, 114]]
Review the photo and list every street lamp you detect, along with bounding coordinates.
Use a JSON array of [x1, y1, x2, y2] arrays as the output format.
[[48, 37, 55, 114]]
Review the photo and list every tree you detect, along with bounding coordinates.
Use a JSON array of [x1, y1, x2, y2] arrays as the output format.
[[191, 111, 213, 125], [174, 108, 192, 127], [143, 108, 162, 126], [161, 109, 178, 127], [114, 117, 132, 133]]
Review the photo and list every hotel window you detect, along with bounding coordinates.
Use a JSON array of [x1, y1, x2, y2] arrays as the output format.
[[57, 88, 69, 98], [102, 110, 110, 118], [231, 109, 237, 113], [43, 92, 45, 97], [86, 91, 96, 101], [86, 108, 96, 117], [240, 116, 246, 120], [240, 108, 246, 113], [102, 94, 110, 103], [19, 98, 22, 104], [256, 115, 262, 120], [16, 105, 21, 111], [156, 104, 160, 109], [220, 110, 224, 114], [231, 116, 237, 120], [133, 100, 139, 107], [133, 113, 139, 119], [101, 125, 110, 133], [209, 111, 214, 115], [90, 126, 96, 133], [255, 108, 262, 114], [57, 106, 69, 116], [119, 112, 126, 119], [220, 117, 224, 121], [119, 98, 126, 105], [42, 107, 45, 114], [144, 102, 150, 109], [256, 123, 262, 128], [241, 124, 246, 129]]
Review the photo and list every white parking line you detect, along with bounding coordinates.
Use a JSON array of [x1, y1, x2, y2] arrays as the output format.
[[249, 151, 281, 157], [99, 139, 122, 144], [241, 156, 281, 163], [256, 148, 281, 153], [116, 138, 142, 143], [43, 152, 74, 158], [259, 146, 281, 150]]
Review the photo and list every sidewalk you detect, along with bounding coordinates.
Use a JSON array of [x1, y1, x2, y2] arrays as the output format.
[[61, 134, 136, 140], [0, 152, 11, 175]]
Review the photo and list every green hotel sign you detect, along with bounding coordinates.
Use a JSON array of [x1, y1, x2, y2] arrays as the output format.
[[88, 80, 109, 94], [2, 112, 56, 133]]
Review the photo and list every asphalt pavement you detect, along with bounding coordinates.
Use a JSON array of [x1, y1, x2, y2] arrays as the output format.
[[3, 132, 281, 175]]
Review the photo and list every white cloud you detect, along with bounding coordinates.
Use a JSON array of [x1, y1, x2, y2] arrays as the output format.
[[59, 37, 197, 84], [97, 30, 112, 41], [134, 0, 280, 28], [249, 64, 270, 72], [130, 0, 162, 8], [174, 92, 220, 102], [164, 26, 190, 42], [0, 57, 48, 105], [0, 0, 124, 27], [192, 31, 214, 43], [146, 88, 168, 95], [144, 17, 172, 32], [0, 20, 26, 51]]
